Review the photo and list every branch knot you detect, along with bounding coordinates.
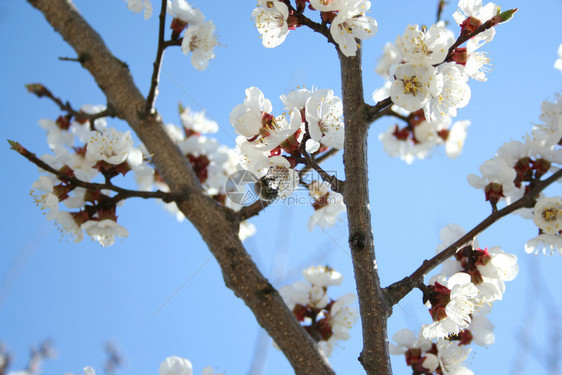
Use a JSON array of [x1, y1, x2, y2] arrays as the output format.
[[350, 232, 367, 250]]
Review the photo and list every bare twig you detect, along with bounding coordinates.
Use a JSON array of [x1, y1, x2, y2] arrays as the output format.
[[235, 199, 272, 222], [25, 83, 115, 128], [442, 9, 517, 64], [58, 56, 81, 62], [145, 0, 168, 114], [365, 97, 393, 125], [384, 168, 562, 307], [295, 152, 344, 193], [436, 0, 447, 24], [286, 3, 336, 46]]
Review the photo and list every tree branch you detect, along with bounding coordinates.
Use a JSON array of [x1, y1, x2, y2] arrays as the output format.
[[443, 9, 517, 64], [288, 4, 336, 46], [145, 0, 168, 114], [25, 83, 115, 128], [235, 148, 341, 222], [365, 97, 392, 125], [339, 47, 392, 374], [384, 168, 562, 307], [295, 151, 344, 193], [9, 140, 180, 203], [26, 1, 333, 373]]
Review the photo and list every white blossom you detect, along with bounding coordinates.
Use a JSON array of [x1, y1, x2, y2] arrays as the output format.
[[445, 120, 470, 158], [437, 340, 474, 375], [469, 314, 495, 346], [181, 21, 218, 71], [533, 197, 562, 235], [238, 221, 256, 242], [555, 43, 562, 72], [467, 158, 517, 200], [453, 0, 499, 24], [329, 0, 378, 57], [307, 181, 346, 230], [525, 233, 562, 255], [302, 265, 343, 287], [426, 63, 471, 121], [86, 128, 134, 165], [180, 106, 219, 134], [126, 0, 153, 19], [31, 174, 60, 221], [159, 356, 193, 375], [320, 292, 359, 356], [389, 328, 432, 355], [395, 24, 454, 65], [252, 0, 290, 48], [230, 87, 273, 138], [390, 63, 440, 112], [309, 0, 346, 11], [81, 219, 129, 247], [305, 89, 344, 149], [375, 42, 402, 79], [167, 0, 204, 25], [423, 272, 479, 339]]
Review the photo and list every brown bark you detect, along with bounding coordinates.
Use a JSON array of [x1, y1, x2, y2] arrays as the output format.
[[27, 0, 333, 373], [339, 50, 393, 374]]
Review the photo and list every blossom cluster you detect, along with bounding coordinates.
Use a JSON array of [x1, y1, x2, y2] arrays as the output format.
[[391, 224, 518, 374], [252, 0, 378, 57], [26, 91, 253, 246], [467, 94, 562, 254], [307, 180, 346, 230], [378, 108, 470, 164], [29, 103, 144, 247], [230, 86, 346, 229], [376, 0, 510, 163], [279, 265, 358, 356], [126, 0, 217, 70], [132, 105, 257, 241], [66, 356, 221, 375]]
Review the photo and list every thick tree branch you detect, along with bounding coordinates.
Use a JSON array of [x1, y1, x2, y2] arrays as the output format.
[[27, 1, 333, 374], [384, 168, 562, 307], [339, 48, 392, 374]]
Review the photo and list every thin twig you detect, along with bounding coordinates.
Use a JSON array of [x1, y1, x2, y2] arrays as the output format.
[[145, 0, 169, 114], [295, 152, 344, 193], [384, 168, 562, 306], [287, 3, 336, 46], [9, 141, 182, 203], [436, 0, 447, 24], [58, 56, 81, 62], [442, 10, 517, 63], [25, 83, 115, 127], [381, 106, 409, 123], [366, 97, 393, 125]]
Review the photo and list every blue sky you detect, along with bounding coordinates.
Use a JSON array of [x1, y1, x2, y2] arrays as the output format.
[[1, 1, 562, 374]]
